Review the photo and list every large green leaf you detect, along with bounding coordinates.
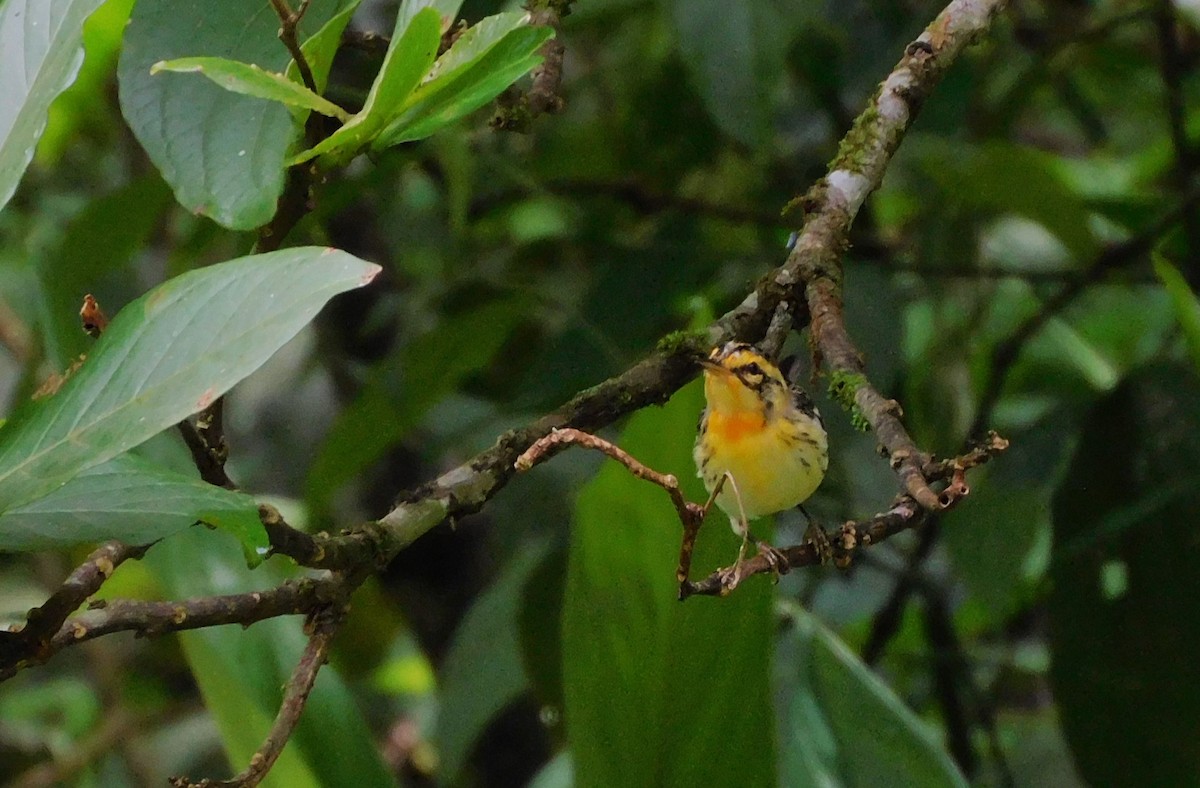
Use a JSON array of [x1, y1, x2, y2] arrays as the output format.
[[0, 452, 262, 552], [777, 603, 968, 787], [0, 0, 106, 212], [289, 7, 442, 166], [289, 0, 363, 94], [0, 247, 380, 513], [664, 0, 789, 147], [151, 57, 351, 122], [144, 526, 395, 788], [561, 381, 776, 787], [436, 539, 549, 782], [374, 13, 553, 146], [117, 0, 350, 229], [395, 0, 464, 34], [1049, 364, 1200, 786]]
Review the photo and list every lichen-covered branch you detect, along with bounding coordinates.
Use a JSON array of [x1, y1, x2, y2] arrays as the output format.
[[0, 574, 343, 681], [0, 541, 147, 677], [283, 0, 1011, 572]]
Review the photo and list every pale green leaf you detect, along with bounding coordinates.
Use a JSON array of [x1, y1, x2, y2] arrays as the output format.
[[0, 453, 262, 552], [289, 6, 442, 166], [0, 247, 380, 513], [0, 0, 106, 212], [152, 57, 350, 122]]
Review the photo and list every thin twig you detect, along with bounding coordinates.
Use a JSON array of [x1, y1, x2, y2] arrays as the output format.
[[514, 428, 1005, 597], [0, 574, 342, 681], [269, 0, 317, 94], [525, 0, 570, 117], [491, 0, 571, 131], [170, 603, 348, 788], [0, 293, 32, 362], [923, 590, 979, 778], [0, 542, 147, 677]]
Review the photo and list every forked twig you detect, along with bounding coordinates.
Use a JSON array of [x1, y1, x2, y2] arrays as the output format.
[[170, 602, 348, 788], [515, 427, 1007, 598]]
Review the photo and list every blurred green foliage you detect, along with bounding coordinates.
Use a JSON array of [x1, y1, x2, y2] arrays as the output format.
[[2, 0, 1198, 784]]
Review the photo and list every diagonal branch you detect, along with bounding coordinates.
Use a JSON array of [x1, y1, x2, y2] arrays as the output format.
[[0, 541, 147, 676], [265, 0, 1011, 574], [515, 427, 1007, 596], [170, 602, 348, 788], [0, 574, 344, 681]]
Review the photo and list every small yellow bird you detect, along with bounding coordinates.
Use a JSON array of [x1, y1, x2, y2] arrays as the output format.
[[694, 342, 829, 583]]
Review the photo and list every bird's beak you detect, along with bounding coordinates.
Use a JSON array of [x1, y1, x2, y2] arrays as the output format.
[[699, 358, 732, 376]]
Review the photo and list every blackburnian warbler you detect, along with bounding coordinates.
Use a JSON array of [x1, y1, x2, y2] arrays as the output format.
[[694, 342, 829, 583]]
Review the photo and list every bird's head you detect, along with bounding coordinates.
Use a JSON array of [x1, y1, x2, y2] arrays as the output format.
[[699, 342, 789, 416]]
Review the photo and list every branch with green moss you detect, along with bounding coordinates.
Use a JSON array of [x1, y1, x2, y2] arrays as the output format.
[[0, 3, 1010, 783], [286, 0, 1012, 570]]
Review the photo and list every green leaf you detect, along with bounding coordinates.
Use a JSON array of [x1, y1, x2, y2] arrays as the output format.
[[436, 539, 549, 781], [561, 381, 776, 787], [35, 0, 135, 166], [1152, 252, 1200, 373], [396, 0, 464, 34], [374, 15, 553, 146], [144, 527, 396, 788], [288, 0, 364, 95], [0, 452, 262, 553], [305, 298, 525, 512], [0, 247, 380, 513], [664, 0, 788, 147], [151, 57, 351, 122], [117, 0, 351, 229], [289, 7, 442, 166], [1049, 363, 1200, 786], [0, 0, 107, 212], [778, 603, 968, 787], [931, 142, 1098, 262]]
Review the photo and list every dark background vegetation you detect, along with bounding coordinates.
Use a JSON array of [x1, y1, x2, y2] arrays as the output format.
[[2, 0, 1199, 785]]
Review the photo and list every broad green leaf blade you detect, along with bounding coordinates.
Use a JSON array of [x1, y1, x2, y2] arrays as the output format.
[[1152, 253, 1200, 373], [289, 0, 364, 94], [376, 16, 552, 146], [117, 0, 350, 229], [152, 57, 351, 122], [289, 7, 442, 167], [396, 0, 464, 34], [779, 604, 968, 787], [0, 452, 262, 552], [305, 298, 525, 512], [562, 382, 775, 787], [1049, 364, 1200, 786], [145, 527, 395, 788], [35, 0, 134, 166], [0, 0, 106, 212], [0, 247, 380, 512], [665, 0, 786, 147], [437, 540, 548, 782]]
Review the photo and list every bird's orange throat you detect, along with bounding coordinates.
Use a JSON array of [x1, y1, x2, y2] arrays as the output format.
[[706, 409, 766, 443]]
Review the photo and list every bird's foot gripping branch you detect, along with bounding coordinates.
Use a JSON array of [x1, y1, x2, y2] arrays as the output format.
[[515, 426, 1008, 599]]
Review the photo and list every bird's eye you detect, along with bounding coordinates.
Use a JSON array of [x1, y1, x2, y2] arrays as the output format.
[[745, 362, 763, 376]]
